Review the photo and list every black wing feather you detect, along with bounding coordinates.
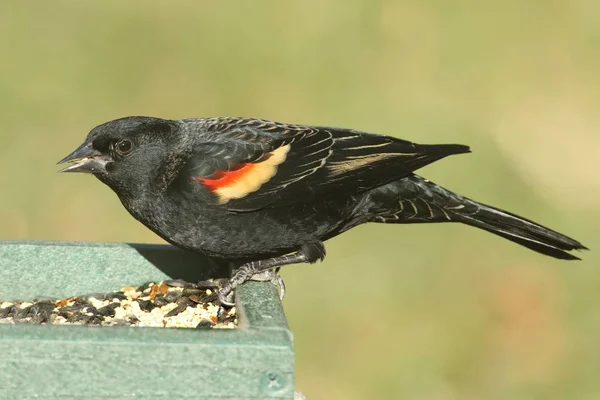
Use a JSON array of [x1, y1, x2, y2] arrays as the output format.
[[189, 118, 470, 211]]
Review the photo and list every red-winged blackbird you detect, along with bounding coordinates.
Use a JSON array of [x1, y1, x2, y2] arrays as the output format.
[[58, 116, 587, 305]]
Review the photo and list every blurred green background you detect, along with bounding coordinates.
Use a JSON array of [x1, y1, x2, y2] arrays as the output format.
[[1, 1, 599, 398]]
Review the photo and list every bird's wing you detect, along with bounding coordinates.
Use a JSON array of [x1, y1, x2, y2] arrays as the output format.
[[185, 118, 470, 211]]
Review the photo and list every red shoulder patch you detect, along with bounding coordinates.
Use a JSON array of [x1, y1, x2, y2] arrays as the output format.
[[197, 163, 256, 191], [194, 145, 290, 204]]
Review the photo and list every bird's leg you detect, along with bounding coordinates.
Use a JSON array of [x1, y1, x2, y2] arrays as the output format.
[[218, 242, 326, 307]]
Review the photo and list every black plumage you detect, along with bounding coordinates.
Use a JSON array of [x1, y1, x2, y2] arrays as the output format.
[[58, 116, 588, 304]]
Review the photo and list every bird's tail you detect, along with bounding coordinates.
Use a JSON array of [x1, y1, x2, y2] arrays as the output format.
[[370, 175, 588, 260], [453, 198, 586, 260]]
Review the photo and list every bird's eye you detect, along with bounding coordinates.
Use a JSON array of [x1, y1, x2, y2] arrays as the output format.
[[115, 139, 133, 155]]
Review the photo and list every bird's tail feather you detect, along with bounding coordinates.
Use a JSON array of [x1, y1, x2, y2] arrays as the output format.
[[454, 201, 587, 260]]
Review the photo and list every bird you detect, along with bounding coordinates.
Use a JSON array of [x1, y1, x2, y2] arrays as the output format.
[[58, 116, 588, 306]]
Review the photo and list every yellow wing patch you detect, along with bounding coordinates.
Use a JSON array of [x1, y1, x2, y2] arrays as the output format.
[[197, 145, 291, 204]]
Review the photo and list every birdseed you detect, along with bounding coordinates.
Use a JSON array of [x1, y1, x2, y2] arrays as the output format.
[[0, 280, 236, 329]]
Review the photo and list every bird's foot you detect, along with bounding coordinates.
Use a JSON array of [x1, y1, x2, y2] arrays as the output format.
[[217, 242, 325, 308], [218, 269, 285, 307], [218, 261, 259, 307]]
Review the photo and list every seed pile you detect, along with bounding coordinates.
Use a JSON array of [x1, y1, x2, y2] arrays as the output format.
[[0, 280, 236, 329]]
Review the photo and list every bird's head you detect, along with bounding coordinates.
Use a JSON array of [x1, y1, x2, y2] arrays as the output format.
[[58, 116, 181, 197]]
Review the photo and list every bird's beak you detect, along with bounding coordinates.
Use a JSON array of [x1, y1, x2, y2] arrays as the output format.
[[57, 142, 110, 174]]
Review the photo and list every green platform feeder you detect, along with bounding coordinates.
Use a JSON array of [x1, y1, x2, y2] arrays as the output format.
[[0, 241, 296, 399]]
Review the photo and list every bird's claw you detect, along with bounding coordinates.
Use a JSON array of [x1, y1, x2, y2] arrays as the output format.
[[218, 288, 236, 308], [272, 274, 286, 301], [266, 270, 286, 300], [217, 269, 286, 308]]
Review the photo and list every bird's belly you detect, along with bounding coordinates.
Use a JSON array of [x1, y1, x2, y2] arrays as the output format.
[[144, 201, 356, 259]]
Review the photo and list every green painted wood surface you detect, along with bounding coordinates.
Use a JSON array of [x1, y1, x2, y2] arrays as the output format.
[[0, 241, 295, 399]]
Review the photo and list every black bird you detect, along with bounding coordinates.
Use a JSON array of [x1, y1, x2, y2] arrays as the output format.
[[58, 117, 587, 305]]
